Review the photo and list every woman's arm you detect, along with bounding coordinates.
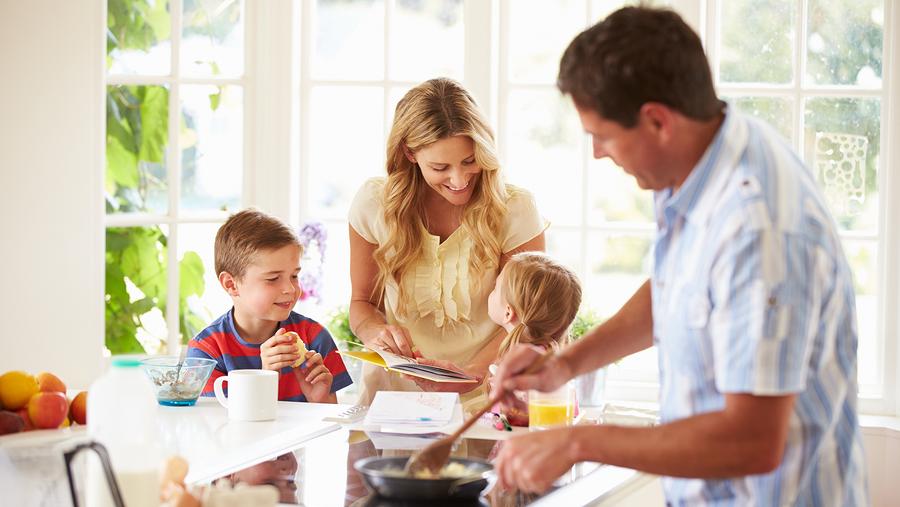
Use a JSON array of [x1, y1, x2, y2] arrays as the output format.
[[348, 225, 416, 357], [499, 231, 546, 268]]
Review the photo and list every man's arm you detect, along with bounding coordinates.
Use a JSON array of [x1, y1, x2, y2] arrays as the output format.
[[496, 393, 796, 492]]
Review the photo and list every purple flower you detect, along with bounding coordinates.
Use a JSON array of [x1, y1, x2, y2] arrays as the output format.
[[297, 221, 327, 303]]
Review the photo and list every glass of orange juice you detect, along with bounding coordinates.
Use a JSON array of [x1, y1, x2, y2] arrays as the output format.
[[528, 382, 576, 431]]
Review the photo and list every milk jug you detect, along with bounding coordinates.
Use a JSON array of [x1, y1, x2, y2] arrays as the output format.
[[87, 358, 160, 507]]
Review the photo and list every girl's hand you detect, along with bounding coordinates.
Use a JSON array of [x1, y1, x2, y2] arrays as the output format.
[[295, 351, 334, 403], [260, 328, 301, 371], [405, 358, 483, 394]]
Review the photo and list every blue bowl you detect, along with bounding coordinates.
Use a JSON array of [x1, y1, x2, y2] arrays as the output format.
[[141, 356, 217, 406]]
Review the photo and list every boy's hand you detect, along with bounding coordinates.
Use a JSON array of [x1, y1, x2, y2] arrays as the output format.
[[260, 328, 301, 371], [294, 351, 334, 403]]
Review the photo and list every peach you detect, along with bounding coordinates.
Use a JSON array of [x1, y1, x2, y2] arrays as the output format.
[[27, 391, 68, 429], [0, 371, 39, 410], [69, 391, 87, 425], [36, 372, 66, 393]]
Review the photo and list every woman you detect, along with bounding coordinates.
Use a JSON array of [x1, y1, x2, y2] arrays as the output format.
[[348, 77, 546, 404]]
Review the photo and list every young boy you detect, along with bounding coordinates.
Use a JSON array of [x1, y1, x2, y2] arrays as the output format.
[[187, 209, 351, 403]]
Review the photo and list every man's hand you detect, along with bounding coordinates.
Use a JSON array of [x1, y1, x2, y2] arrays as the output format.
[[260, 328, 301, 371], [493, 344, 573, 413], [404, 358, 483, 394], [494, 427, 579, 493], [295, 351, 334, 403]]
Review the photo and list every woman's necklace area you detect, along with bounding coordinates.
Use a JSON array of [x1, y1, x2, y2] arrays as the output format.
[[423, 204, 463, 243]]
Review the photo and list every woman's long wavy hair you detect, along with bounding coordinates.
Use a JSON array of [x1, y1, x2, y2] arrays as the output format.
[[374, 78, 508, 318], [497, 252, 582, 357]]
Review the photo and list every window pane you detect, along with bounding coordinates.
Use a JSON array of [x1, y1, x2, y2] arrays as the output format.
[[106, 84, 170, 214], [181, 0, 244, 77], [586, 233, 658, 386], [308, 86, 384, 220], [105, 225, 171, 354], [308, 221, 353, 318], [180, 85, 243, 212], [718, 0, 794, 84], [587, 158, 654, 225], [545, 229, 583, 278], [585, 233, 651, 319], [508, 0, 585, 84], [390, 0, 464, 81], [592, 0, 666, 21], [843, 240, 879, 396], [314, 0, 385, 80], [107, 0, 171, 75], [724, 96, 793, 142], [806, 0, 883, 87], [505, 89, 583, 226], [178, 223, 226, 340], [804, 97, 880, 232]]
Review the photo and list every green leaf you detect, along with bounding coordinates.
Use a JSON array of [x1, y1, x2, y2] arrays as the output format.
[[208, 89, 221, 111], [138, 86, 169, 163], [107, 135, 139, 188], [179, 251, 206, 298]]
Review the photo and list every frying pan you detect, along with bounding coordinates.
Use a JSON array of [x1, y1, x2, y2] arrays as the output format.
[[354, 456, 493, 500]]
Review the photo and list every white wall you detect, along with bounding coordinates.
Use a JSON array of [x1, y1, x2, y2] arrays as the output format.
[[0, 1, 105, 389], [864, 426, 900, 506]]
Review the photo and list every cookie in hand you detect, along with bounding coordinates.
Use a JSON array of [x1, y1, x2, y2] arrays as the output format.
[[284, 331, 307, 368]]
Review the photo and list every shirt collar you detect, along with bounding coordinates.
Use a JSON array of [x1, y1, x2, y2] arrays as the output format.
[[657, 104, 744, 227]]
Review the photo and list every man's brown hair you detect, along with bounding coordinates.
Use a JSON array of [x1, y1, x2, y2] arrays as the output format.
[[557, 5, 722, 127], [214, 209, 302, 279]]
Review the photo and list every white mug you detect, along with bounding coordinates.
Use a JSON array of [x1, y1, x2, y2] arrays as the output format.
[[213, 369, 278, 421]]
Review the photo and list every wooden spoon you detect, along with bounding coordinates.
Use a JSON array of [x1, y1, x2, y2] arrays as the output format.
[[403, 349, 555, 477]]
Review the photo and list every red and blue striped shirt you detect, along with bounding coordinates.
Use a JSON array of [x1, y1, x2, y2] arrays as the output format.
[[187, 308, 352, 402]]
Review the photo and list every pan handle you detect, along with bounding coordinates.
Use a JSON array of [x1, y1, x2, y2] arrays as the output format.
[[447, 471, 492, 495]]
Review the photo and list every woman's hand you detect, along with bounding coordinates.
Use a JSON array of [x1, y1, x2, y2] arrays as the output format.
[[404, 358, 483, 394], [367, 323, 420, 358]]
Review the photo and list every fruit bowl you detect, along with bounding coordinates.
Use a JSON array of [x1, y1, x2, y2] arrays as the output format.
[[140, 357, 217, 406]]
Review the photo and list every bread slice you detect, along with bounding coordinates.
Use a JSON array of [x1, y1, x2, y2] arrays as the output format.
[[285, 331, 307, 368]]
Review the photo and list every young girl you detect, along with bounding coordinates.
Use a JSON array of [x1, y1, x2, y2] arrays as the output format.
[[486, 252, 582, 426]]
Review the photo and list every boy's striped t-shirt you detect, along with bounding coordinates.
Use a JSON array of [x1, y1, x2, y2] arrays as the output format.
[[187, 308, 352, 402]]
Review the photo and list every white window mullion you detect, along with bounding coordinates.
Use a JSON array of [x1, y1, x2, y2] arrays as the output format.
[[463, 0, 499, 124], [879, 0, 900, 417], [166, 0, 183, 355], [298, 0, 314, 225]]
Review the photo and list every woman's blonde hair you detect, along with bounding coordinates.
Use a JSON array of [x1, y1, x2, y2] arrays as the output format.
[[374, 77, 508, 317], [497, 252, 582, 357]]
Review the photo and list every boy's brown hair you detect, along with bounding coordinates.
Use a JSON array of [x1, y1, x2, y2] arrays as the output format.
[[214, 209, 302, 279]]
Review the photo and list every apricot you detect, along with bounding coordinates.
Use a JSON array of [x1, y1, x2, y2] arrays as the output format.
[[27, 391, 68, 429], [0, 371, 39, 410], [0, 410, 24, 435], [69, 391, 87, 425], [36, 372, 66, 393]]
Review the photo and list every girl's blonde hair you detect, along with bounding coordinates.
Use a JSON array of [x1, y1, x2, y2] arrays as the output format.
[[374, 77, 508, 316], [498, 252, 582, 357]]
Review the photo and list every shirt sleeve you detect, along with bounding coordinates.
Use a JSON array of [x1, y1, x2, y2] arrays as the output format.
[[348, 177, 385, 244], [501, 186, 547, 253], [709, 228, 828, 395]]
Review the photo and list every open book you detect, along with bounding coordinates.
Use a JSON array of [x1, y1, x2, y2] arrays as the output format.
[[339, 349, 479, 383]]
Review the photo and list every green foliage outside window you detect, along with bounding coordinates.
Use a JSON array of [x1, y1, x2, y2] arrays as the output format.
[[106, 0, 207, 354]]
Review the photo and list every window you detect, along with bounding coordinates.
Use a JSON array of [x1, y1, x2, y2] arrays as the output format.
[[698, 0, 892, 413], [105, 0, 245, 354]]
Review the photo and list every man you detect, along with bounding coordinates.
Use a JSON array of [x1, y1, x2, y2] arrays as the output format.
[[493, 6, 868, 505]]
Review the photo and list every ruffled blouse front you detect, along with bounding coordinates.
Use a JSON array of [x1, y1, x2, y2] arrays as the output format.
[[349, 177, 545, 404]]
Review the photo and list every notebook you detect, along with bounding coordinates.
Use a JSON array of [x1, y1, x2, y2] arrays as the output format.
[[339, 349, 479, 383], [363, 391, 460, 434]]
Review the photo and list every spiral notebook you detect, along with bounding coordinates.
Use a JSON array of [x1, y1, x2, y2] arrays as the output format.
[[339, 349, 478, 383]]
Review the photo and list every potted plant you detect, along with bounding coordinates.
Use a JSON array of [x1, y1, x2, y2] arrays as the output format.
[[570, 308, 608, 408], [326, 306, 365, 390]]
